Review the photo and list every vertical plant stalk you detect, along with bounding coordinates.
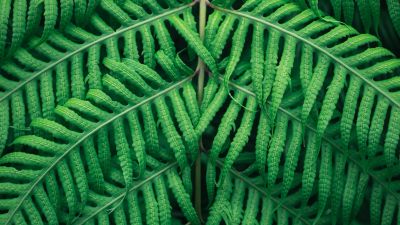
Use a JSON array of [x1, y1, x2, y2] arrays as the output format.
[[195, 0, 207, 221], [197, 0, 207, 103]]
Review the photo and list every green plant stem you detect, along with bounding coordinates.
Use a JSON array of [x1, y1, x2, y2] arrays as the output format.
[[197, 0, 207, 104], [195, 0, 207, 222]]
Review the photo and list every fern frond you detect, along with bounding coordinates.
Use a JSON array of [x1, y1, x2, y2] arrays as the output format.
[[70, 158, 198, 225], [299, 0, 400, 53], [201, 70, 400, 224], [205, 1, 399, 174], [1, 0, 400, 224], [206, 158, 327, 225], [0, 14, 200, 220], [0, 0, 103, 59], [206, 0, 400, 177], [0, 0, 195, 156]]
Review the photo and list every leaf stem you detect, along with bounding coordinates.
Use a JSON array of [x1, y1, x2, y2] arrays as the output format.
[[196, 0, 207, 104], [195, 0, 207, 222]]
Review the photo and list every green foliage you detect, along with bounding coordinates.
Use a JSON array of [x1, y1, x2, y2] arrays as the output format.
[[0, 0, 399, 224], [297, 0, 400, 54]]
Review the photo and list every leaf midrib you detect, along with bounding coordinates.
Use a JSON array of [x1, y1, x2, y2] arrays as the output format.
[[209, 2, 400, 109], [0, 1, 195, 103], [4, 75, 195, 225]]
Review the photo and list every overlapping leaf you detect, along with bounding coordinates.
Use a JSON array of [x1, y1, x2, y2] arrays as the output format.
[[0, 0, 206, 224], [0, 0, 399, 224], [201, 0, 400, 224]]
